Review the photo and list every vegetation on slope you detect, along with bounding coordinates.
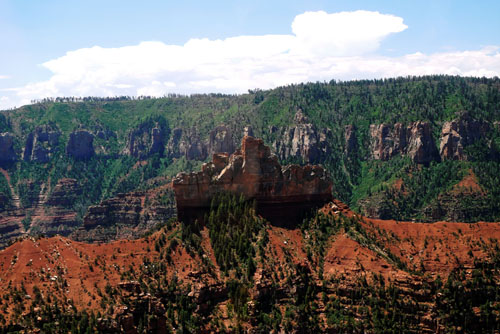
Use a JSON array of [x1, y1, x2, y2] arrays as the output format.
[[0, 75, 500, 228]]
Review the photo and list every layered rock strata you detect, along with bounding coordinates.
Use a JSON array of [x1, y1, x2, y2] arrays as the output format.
[[74, 189, 176, 242], [173, 136, 333, 225]]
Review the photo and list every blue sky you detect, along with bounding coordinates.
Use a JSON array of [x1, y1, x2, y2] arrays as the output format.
[[1, 0, 499, 109]]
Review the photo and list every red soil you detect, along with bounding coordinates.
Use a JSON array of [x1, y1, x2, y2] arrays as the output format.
[[452, 169, 484, 194], [1, 198, 499, 321]]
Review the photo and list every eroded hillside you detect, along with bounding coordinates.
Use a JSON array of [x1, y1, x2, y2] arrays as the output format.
[[0, 196, 499, 333]]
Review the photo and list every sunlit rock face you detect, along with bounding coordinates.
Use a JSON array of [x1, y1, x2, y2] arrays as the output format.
[[369, 121, 439, 164], [439, 113, 490, 161], [173, 136, 333, 226]]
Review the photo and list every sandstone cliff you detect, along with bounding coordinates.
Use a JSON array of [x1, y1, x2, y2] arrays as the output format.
[[173, 136, 332, 225], [369, 121, 439, 164]]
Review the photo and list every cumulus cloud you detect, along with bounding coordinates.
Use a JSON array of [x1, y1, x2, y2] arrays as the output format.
[[2, 10, 500, 109]]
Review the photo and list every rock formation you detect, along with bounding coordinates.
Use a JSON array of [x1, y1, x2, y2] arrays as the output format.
[[439, 113, 489, 161], [273, 110, 331, 163], [66, 130, 95, 160], [173, 136, 333, 225], [166, 125, 239, 161], [207, 125, 235, 156], [406, 121, 440, 164], [124, 121, 167, 159], [0, 133, 17, 163], [369, 122, 439, 164], [23, 125, 61, 162], [166, 128, 207, 161]]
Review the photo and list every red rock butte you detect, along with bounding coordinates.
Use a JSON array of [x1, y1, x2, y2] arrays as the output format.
[[172, 136, 333, 225]]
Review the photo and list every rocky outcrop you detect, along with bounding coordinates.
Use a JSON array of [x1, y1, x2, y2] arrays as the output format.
[[273, 111, 331, 163], [66, 130, 95, 160], [370, 122, 439, 164], [73, 189, 176, 242], [167, 128, 207, 161], [0, 133, 17, 163], [166, 125, 239, 161], [439, 113, 490, 161], [173, 136, 332, 225], [23, 125, 61, 163], [406, 121, 440, 164], [369, 123, 407, 161], [207, 125, 235, 156], [124, 121, 167, 159]]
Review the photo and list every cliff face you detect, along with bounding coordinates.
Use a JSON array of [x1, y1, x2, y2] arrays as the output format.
[[0, 133, 17, 163], [167, 125, 237, 161], [369, 122, 439, 164], [66, 130, 95, 160], [123, 121, 167, 159], [273, 110, 331, 163], [344, 124, 358, 158], [439, 113, 490, 161], [173, 136, 332, 225], [23, 125, 61, 163]]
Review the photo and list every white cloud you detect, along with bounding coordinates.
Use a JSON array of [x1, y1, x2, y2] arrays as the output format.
[[2, 10, 500, 109], [0, 75, 9, 80], [290, 10, 407, 57]]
